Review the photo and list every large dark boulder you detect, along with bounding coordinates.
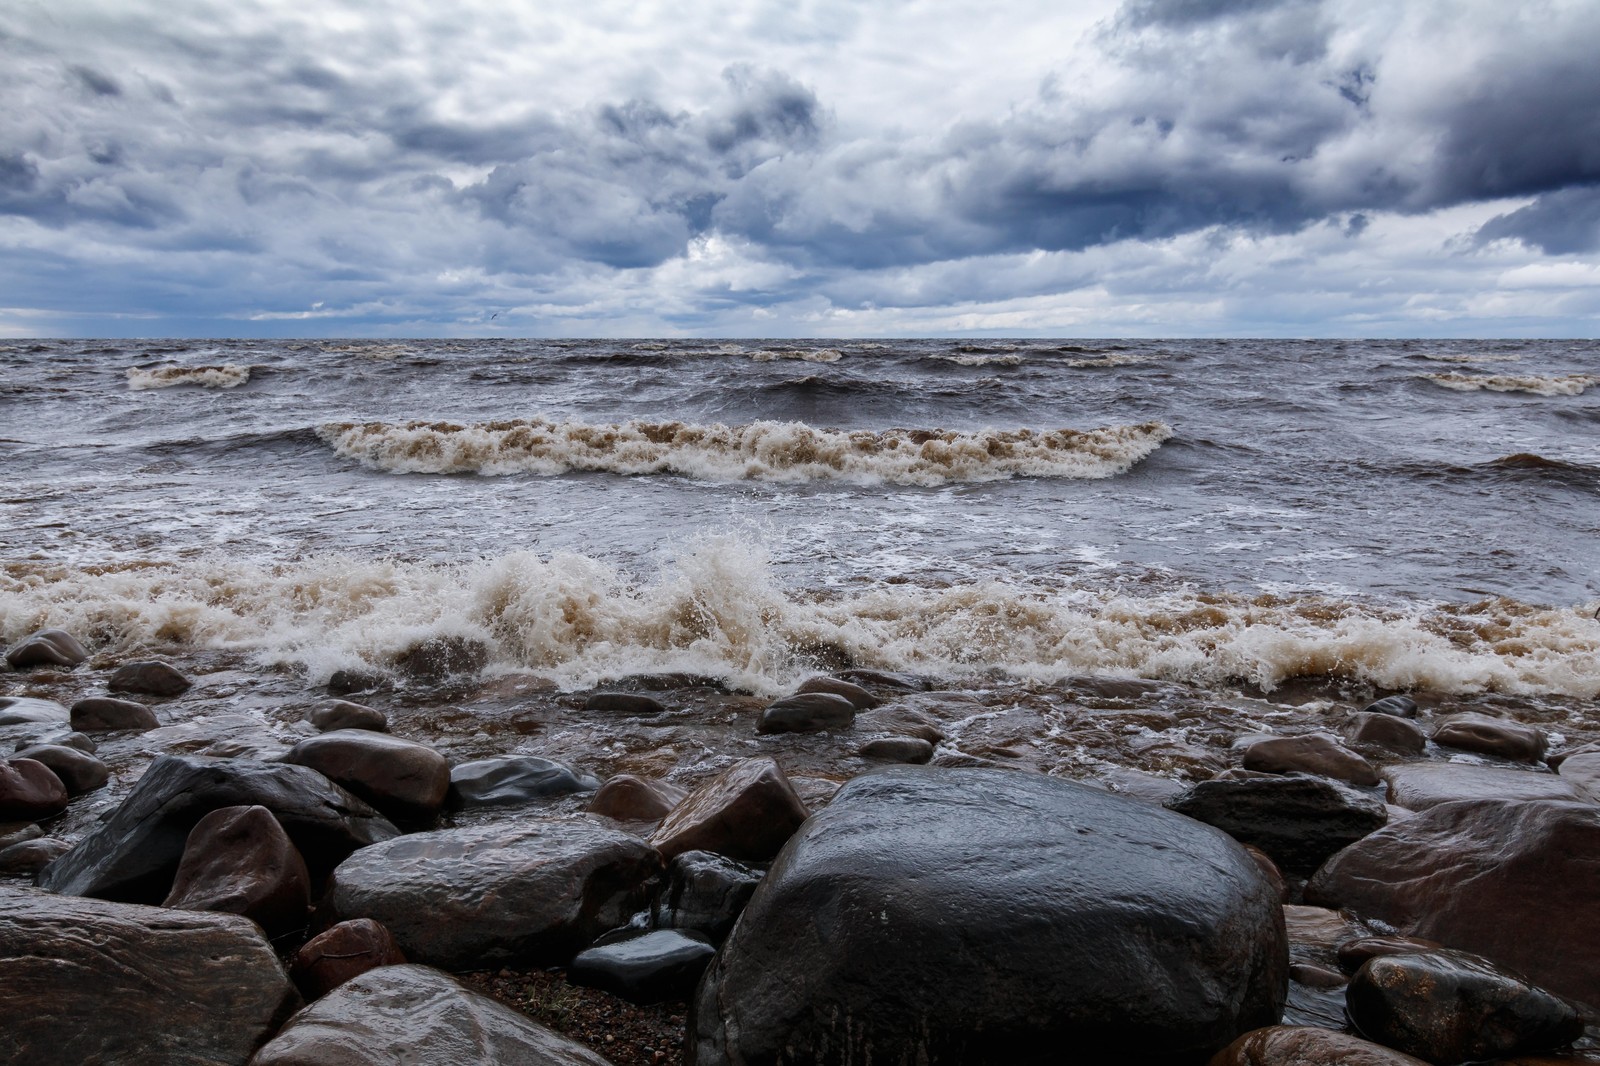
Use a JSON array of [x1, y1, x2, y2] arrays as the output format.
[[163, 804, 312, 939], [691, 767, 1288, 1066], [0, 886, 298, 1065], [251, 964, 614, 1065], [37, 755, 399, 902], [1165, 773, 1388, 874], [327, 819, 661, 970], [1306, 798, 1600, 1011], [283, 729, 451, 825]]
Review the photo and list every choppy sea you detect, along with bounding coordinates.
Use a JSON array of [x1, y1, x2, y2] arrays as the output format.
[[2, 337, 1597, 698]]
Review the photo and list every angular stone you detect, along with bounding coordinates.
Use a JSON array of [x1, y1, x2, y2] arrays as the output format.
[[1208, 1025, 1433, 1066], [37, 754, 399, 902], [1242, 733, 1380, 785], [1344, 712, 1427, 756], [859, 736, 935, 763], [163, 805, 311, 939], [691, 768, 1287, 1066], [0, 886, 298, 1065], [449, 755, 600, 808], [4, 628, 88, 669], [291, 918, 408, 1000], [70, 695, 161, 732], [756, 692, 856, 734], [570, 928, 716, 1005], [1430, 712, 1546, 762], [12, 743, 108, 795], [251, 964, 612, 1066], [650, 757, 809, 862], [108, 660, 192, 697], [283, 729, 451, 825], [308, 700, 388, 733], [0, 836, 72, 875], [1363, 696, 1419, 718], [795, 675, 881, 709], [1165, 773, 1388, 874], [584, 691, 666, 715], [1347, 950, 1583, 1064], [328, 820, 661, 970], [658, 849, 762, 943], [1382, 761, 1578, 811], [0, 758, 69, 820], [1307, 798, 1600, 1010], [586, 773, 687, 821]]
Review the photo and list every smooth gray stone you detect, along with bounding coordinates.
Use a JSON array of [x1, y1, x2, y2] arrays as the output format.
[[569, 929, 715, 1004], [1382, 761, 1579, 810], [449, 755, 600, 808]]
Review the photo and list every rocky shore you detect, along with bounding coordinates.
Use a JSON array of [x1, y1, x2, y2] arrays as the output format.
[[3, 626, 1599, 1065]]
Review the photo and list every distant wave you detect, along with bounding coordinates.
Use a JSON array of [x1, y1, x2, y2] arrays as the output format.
[[126, 365, 252, 390], [317, 417, 1174, 485], [1417, 353, 1524, 364], [935, 352, 1026, 367], [747, 347, 844, 363], [318, 343, 412, 360], [1421, 372, 1598, 396]]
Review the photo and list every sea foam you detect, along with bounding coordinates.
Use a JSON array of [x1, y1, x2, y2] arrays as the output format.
[[126, 365, 251, 390], [1421, 372, 1598, 396]]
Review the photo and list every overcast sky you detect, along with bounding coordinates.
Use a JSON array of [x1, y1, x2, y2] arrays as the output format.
[[2, 0, 1597, 337]]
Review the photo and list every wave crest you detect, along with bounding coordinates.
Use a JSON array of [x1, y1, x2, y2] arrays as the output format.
[[126, 365, 251, 390], [1421, 372, 1598, 396]]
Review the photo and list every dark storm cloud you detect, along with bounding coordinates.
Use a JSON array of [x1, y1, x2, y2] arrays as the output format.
[[1477, 187, 1600, 255], [1120, 0, 1295, 28]]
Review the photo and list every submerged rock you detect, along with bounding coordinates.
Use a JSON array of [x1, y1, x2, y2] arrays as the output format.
[[394, 636, 488, 681], [756, 692, 857, 734]]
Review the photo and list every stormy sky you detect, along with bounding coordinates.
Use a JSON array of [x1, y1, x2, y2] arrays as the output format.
[[2, 0, 1597, 337]]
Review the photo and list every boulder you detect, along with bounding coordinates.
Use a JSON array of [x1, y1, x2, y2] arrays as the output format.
[[327, 668, 388, 695], [569, 928, 717, 1004], [4, 628, 88, 669], [690, 768, 1287, 1066], [163, 805, 312, 939], [657, 849, 762, 943], [1346, 951, 1583, 1064], [12, 743, 109, 795], [1343, 713, 1427, 756], [584, 691, 666, 715], [1165, 773, 1388, 874], [283, 729, 451, 824], [1207, 1025, 1432, 1066], [394, 635, 488, 680], [0, 697, 70, 746], [856, 702, 946, 743], [650, 757, 809, 862], [291, 918, 408, 1000], [586, 773, 687, 821], [449, 755, 600, 808], [859, 735, 935, 763], [1363, 696, 1418, 718], [308, 700, 388, 733], [71, 695, 160, 732], [108, 660, 192, 697], [1557, 751, 1600, 802], [795, 675, 881, 709], [0, 886, 298, 1065], [1430, 712, 1546, 762], [1306, 798, 1600, 1010], [756, 692, 856, 734], [0, 758, 69, 820], [1241, 733, 1380, 785], [1381, 761, 1578, 811], [37, 754, 399, 902], [1547, 742, 1600, 770], [251, 964, 613, 1066], [0, 836, 72, 875], [328, 819, 661, 970]]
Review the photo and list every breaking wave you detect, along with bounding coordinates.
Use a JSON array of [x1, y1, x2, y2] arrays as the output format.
[[1421, 372, 1598, 396], [316, 418, 1174, 485], [126, 365, 252, 390], [747, 347, 844, 363]]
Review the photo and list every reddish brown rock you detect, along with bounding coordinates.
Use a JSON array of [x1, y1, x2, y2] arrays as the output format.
[[283, 729, 450, 824], [308, 700, 388, 732], [855, 702, 946, 743], [795, 675, 881, 709], [1547, 742, 1600, 769], [163, 805, 311, 938], [70, 696, 160, 732], [4, 628, 88, 669], [0, 758, 69, 820], [859, 736, 935, 763], [586, 773, 687, 821], [1430, 712, 1546, 762], [1344, 712, 1427, 756], [0, 836, 72, 875], [1241, 844, 1288, 903], [1208, 1025, 1432, 1066], [651, 756, 809, 862], [1242, 733, 1380, 785], [12, 743, 108, 795], [107, 660, 192, 697], [290, 918, 407, 999], [1338, 935, 1446, 975], [1283, 905, 1356, 955]]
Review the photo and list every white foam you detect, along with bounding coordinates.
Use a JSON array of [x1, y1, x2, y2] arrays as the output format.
[[1421, 372, 1598, 396], [126, 365, 251, 390], [1419, 353, 1524, 364], [316, 417, 1174, 485], [935, 352, 1026, 367], [747, 348, 843, 363]]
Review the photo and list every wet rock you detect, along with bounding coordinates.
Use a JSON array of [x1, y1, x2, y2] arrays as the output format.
[[859, 735, 935, 763], [141, 712, 290, 760], [795, 675, 881, 709], [1344, 712, 1427, 756], [1307, 798, 1600, 1010], [0, 758, 69, 820], [1338, 936, 1446, 975], [12, 743, 107, 795], [790, 776, 842, 809], [586, 773, 688, 821], [1547, 742, 1600, 770], [1290, 962, 1347, 989], [1382, 761, 1579, 810], [290, 918, 408, 1000], [0, 696, 70, 746], [15, 730, 95, 754], [1558, 751, 1600, 802], [327, 668, 389, 695], [650, 756, 809, 862], [1347, 950, 1583, 1064], [70, 695, 161, 732], [394, 635, 488, 680], [756, 691, 856, 734], [1208, 1025, 1433, 1066], [162, 804, 312, 939], [252, 964, 612, 1066], [1095, 765, 1189, 806], [584, 691, 667, 715], [1363, 696, 1419, 718], [0, 820, 41, 849], [691, 768, 1287, 1066], [450, 755, 600, 808], [283, 729, 451, 825], [1242, 844, 1289, 904], [108, 660, 194, 697], [0, 836, 72, 875], [855, 702, 946, 743], [0, 886, 298, 1065], [1063, 674, 1171, 701], [328, 819, 662, 970], [1165, 772, 1388, 874], [4, 628, 88, 669], [1430, 712, 1546, 762], [309, 699, 388, 732], [834, 668, 930, 691], [658, 849, 762, 943], [1284, 905, 1357, 958], [569, 928, 717, 1005], [1242, 733, 1380, 785], [37, 754, 399, 902]]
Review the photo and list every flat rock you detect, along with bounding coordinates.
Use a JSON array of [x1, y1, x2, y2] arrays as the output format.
[[291, 918, 408, 1000], [1095, 766, 1189, 806], [1382, 761, 1579, 810], [657, 849, 762, 943], [859, 735, 935, 763], [833, 668, 931, 691], [795, 675, 881, 709], [4, 628, 88, 669], [569, 928, 716, 1004], [13, 743, 109, 795], [0, 697, 70, 746], [1347, 950, 1583, 1064], [108, 660, 193, 697], [1557, 751, 1600, 802], [0, 836, 72, 875], [251, 964, 613, 1066], [584, 692, 667, 715], [163, 804, 312, 939], [328, 819, 661, 970], [0, 886, 298, 1066], [37, 754, 399, 902], [756, 692, 856, 734], [71, 695, 161, 732], [308, 700, 388, 732], [1344, 713, 1427, 756], [0, 758, 69, 821], [586, 773, 687, 821], [1430, 712, 1546, 762], [1307, 798, 1600, 1010], [1165, 773, 1388, 874], [283, 729, 451, 825], [650, 757, 809, 862], [1208, 1025, 1432, 1066], [690, 767, 1287, 1066], [1242, 733, 1380, 785], [450, 755, 600, 808]]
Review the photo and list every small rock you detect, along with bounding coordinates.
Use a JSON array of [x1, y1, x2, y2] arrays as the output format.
[[290, 918, 407, 1000], [584, 691, 667, 715], [658, 849, 762, 943], [1347, 950, 1583, 1064], [1241, 844, 1288, 904], [0, 697, 70, 746], [1095, 766, 1189, 806], [1338, 936, 1446, 975], [1547, 742, 1600, 770], [449, 755, 600, 808], [1165, 772, 1388, 874], [12, 743, 109, 795], [1344, 712, 1427, 756], [1208, 1025, 1433, 1066], [4, 628, 88, 669], [834, 669, 930, 691], [0, 821, 42, 849], [0, 758, 69, 821], [326, 668, 388, 695], [107, 661, 192, 697], [859, 736, 935, 763], [1558, 751, 1600, 802], [569, 928, 716, 1004], [15, 730, 95, 754], [1382, 761, 1578, 810], [308, 700, 388, 732], [283, 729, 451, 825], [71, 696, 161, 732], [795, 675, 881, 709], [855, 702, 946, 743], [1363, 696, 1419, 718], [163, 805, 312, 939], [650, 757, 809, 862], [0, 836, 72, 875], [1431, 712, 1546, 762], [587, 773, 688, 821], [393, 635, 488, 681], [1290, 962, 1348, 989], [1242, 733, 1380, 785], [756, 692, 856, 734]]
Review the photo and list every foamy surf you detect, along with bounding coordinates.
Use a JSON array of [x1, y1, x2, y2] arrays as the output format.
[[316, 418, 1174, 485], [748, 348, 843, 363], [1421, 372, 1598, 396], [126, 365, 252, 390], [3, 547, 1597, 698]]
